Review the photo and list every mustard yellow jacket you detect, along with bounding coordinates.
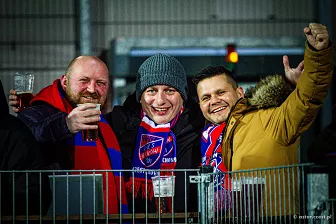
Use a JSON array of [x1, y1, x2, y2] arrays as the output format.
[[222, 43, 333, 217]]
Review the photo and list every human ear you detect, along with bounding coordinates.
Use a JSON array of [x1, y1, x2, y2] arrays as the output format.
[[60, 74, 68, 91], [237, 86, 245, 98]]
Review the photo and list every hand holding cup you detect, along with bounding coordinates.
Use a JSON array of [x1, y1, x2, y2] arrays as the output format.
[[66, 103, 101, 141], [12, 72, 34, 112], [9, 89, 20, 113]]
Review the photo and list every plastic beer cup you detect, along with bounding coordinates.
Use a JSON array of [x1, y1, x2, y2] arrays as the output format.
[[77, 103, 101, 141], [13, 72, 34, 112]]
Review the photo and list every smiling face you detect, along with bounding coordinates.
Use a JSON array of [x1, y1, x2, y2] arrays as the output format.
[[197, 74, 244, 124], [61, 56, 109, 108], [140, 85, 184, 124]]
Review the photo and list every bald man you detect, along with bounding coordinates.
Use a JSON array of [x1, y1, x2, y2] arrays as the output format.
[[9, 56, 128, 214]]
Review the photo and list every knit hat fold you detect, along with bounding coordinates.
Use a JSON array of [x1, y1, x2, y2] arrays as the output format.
[[136, 53, 188, 102]]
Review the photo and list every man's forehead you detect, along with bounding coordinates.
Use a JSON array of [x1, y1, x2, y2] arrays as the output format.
[[146, 84, 176, 89], [69, 63, 108, 80], [197, 79, 233, 94], [198, 86, 223, 95], [70, 71, 108, 80], [199, 75, 233, 86], [73, 57, 106, 70]]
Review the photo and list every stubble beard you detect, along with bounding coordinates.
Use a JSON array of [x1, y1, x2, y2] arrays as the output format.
[[210, 110, 230, 125], [65, 87, 81, 108]]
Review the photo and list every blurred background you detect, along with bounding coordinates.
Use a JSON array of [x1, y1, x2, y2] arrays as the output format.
[[0, 0, 335, 162]]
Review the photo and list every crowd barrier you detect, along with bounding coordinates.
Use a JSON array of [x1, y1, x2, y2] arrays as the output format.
[[0, 163, 334, 223]]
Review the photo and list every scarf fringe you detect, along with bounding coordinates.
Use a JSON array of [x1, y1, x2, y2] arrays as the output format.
[[126, 180, 154, 200]]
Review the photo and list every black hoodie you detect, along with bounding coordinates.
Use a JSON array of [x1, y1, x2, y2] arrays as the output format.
[[0, 80, 51, 215]]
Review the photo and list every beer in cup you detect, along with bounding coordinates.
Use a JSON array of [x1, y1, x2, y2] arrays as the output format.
[[77, 103, 101, 141], [152, 175, 175, 213], [13, 72, 34, 112]]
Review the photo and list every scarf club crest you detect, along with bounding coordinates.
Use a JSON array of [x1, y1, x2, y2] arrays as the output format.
[[139, 134, 164, 167]]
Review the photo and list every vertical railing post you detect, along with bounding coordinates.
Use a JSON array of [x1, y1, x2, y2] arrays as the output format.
[[199, 166, 214, 224], [307, 165, 329, 224]]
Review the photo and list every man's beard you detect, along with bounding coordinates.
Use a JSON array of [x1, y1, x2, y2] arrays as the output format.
[[65, 87, 105, 109]]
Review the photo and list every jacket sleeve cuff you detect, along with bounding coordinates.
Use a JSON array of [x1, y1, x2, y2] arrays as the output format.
[[305, 41, 333, 59]]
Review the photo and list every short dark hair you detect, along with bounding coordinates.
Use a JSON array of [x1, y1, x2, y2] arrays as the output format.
[[192, 66, 238, 89]]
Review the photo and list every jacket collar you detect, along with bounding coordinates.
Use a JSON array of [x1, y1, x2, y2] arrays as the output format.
[[245, 74, 293, 109], [230, 74, 294, 118]]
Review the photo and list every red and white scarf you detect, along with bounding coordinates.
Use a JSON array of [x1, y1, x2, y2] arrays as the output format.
[[201, 122, 231, 211]]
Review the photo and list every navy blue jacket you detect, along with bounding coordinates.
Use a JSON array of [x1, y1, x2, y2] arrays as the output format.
[[17, 103, 74, 169]]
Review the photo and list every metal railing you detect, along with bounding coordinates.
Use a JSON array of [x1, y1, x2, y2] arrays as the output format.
[[192, 164, 334, 224], [0, 164, 334, 223]]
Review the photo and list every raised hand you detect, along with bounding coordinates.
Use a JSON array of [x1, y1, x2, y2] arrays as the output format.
[[9, 89, 20, 113], [65, 103, 101, 134], [304, 23, 329, 51], [283, 55, 304, 86]]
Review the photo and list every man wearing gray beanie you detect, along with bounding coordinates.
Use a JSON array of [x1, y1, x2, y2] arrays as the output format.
[[106, 53, 205, 215], [136, 53, 188, 102]]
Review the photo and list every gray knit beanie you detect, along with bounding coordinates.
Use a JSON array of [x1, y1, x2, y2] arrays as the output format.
[[136, 53, 188, 102]]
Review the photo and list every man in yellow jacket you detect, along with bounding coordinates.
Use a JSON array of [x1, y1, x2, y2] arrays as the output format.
[[193, 23, 333, 219]]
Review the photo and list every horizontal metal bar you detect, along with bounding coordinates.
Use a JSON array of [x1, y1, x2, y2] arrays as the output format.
[[0, 67, 67, 71], [130, 48, 304, 57], [0, 15, 76, 19], [93, 18, 310, 26], [0, 212, 199, 221], [0, 41, 76, 45], [0, 169, 200, 173], [0, 164, 314, 173]]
